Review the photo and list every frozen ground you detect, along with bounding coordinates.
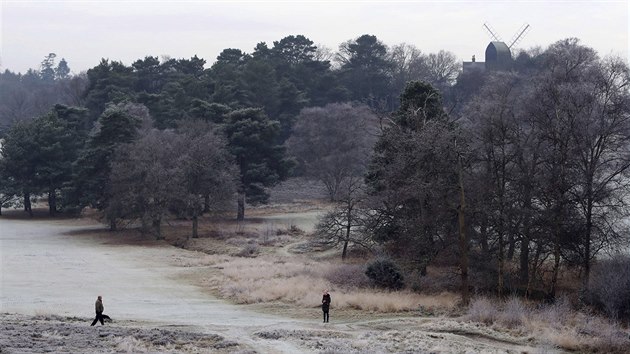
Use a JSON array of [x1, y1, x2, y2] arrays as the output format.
[[0, 215, 548, 353]]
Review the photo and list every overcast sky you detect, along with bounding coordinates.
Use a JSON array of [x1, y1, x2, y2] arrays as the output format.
[[1, 0, 628, 74]]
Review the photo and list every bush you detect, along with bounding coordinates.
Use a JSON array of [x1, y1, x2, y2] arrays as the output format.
[[583, 256, 630, 319], [365, 259, 404, 290]]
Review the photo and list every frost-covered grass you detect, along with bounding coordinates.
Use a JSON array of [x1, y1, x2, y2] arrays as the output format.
[[174, 252, 459, 313], [465, 295, 630, 353], [1, 313, 236, 353]]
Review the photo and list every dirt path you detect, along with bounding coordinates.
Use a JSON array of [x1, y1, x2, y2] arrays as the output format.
[[0, 216, 546, 353]]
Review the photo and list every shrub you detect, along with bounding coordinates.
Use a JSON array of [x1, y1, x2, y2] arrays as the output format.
[[583, 256, 630, 319], [365, 259, 404, 290]]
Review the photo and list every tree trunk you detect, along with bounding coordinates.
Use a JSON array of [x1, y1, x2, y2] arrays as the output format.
[[498, 234, 504, 297], [237, 192, 245, 221], [583, 195, 594, 288], [192, 214, 198, 239], [341, 226, 349, 260], [24, 192, 32, 217], [507, 234, 515, 261], [153, 218, 162, 240], [109, 218, 117, 231], [419, 197, 432, 276], [48, 188, 57, 216], [479, 223, 489, 255], [526, 240, 543, 299], [549, 214, 561, 300], [519, 236, 530, 285], [519, 191, 533, 285], [203, 195, 210, 213], [342, 201, 353, 260], [549, 240, 561, 300], [141, 215, 149, 234], [457, 155, 469, 306]]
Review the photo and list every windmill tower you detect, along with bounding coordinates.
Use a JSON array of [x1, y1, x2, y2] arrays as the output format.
[[483, 22, 530, 70]]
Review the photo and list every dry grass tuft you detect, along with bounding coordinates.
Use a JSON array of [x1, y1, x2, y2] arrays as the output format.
[[498, 296, 527, 329], [466, 296, 498, 325], [334, 290, 458, 313], [208, 255, 458, 313], [465, 295, 630, 352]]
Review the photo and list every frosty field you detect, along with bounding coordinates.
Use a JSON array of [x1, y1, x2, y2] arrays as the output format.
[[0, 213, 558, 353]]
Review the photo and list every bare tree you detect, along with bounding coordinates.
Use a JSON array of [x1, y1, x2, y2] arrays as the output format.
[[388, 45, 460, 110], [465, 72, 524, 296], [315, 176, 374, 260], [176, 120, 238, 239], [388, 43, 425, 96], [423, 50, 461, 88], [59, 73, 89, 107], [109, 129, 186, 239], [287, 102, 378, 201], [567, 55, 630, 285], [531, 39, 599, 298], [0, 88, 36, 127], [109, 122, 238, 240]]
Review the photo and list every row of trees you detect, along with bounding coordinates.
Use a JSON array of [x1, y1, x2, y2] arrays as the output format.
[[0, 100, 289, 238], [311, 39, 630, 303], [2, 34, 462, 132], [1, 33, 463, 224]]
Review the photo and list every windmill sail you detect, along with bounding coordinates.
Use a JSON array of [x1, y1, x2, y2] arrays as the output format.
[[509, 23, 530, 49]]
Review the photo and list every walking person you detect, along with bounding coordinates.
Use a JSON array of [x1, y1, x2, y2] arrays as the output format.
[[322, 290, 331, 323], [90, 295, 106, 326]]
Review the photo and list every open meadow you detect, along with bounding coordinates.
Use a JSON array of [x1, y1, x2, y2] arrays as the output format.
[[1, 179, 629, 353]]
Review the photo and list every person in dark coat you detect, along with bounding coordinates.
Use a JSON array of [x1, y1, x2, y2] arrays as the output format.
[[322, 290, 331, 323], [91, 295, 107, 326]]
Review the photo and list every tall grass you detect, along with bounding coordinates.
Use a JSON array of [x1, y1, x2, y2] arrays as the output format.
[[465, 295, 630, 352], [205, 255, 458, 313]]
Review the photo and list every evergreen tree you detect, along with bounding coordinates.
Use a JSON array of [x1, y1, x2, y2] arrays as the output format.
[[366, 81, 461, 275], [55, 58, 71, 80], [71, 102, 147, 227], [40, 53, 57, 82], [336, 34, 393, 109], [224, 108, 292, 220]]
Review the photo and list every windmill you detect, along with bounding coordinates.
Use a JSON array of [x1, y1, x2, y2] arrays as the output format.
[[481, 22, 530, 70], [483, 22, 530, 49]]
